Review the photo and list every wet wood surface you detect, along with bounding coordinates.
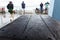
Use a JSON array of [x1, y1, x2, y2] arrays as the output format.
[[0, 14, 60, 40]]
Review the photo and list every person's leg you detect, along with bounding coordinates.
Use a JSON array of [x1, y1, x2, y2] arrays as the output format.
[[12, 13, 14, 18], [42, 7, 43, 14], [22, 8, 25, 15], [41, 8, 42, 14], [24, 9, 25, 14], [10, 13, 12, 22], [10, 11, 14, 21], [45, 8, 48, 14]]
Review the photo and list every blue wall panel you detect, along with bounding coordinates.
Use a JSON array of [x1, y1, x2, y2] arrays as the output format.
[[53, 0, 60, 21]]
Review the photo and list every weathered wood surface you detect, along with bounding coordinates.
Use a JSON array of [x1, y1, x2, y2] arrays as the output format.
[[23, 15, 55, 40], [0, 14, 60, 40], [41, 15, 60, 40]]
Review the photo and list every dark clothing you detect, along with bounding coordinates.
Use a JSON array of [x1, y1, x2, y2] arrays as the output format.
[[7, 4, 13, 9], [21, 2, 25, 9], [7, 4, 14, 14], [40, 3, 43, 13], [40, 4, 43, 8]]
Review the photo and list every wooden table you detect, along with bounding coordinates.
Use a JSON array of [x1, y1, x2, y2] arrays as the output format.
[[0, 14, 60, 40]]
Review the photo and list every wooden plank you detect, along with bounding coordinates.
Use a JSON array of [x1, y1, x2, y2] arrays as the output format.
[[23, 15, 55, 40], [0, 15, 31, 39], [41, 15, 60, 40]]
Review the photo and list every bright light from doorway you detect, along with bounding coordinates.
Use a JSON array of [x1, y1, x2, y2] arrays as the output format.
[[0, 0, 50, 11]]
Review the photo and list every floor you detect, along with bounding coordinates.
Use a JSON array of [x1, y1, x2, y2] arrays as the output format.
[[0, 14, 60, 40], [0, 11, 34, 28], [0, 13, 21, 28]]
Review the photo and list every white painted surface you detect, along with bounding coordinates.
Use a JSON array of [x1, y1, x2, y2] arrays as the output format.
[[48, 0, 55, 17], [0, 13, 21, 28]]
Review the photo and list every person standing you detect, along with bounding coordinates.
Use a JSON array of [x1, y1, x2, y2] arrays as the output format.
[[45, 2, 49, 14], [21, 1, 25, 14], [40, 2, 43, 14], [7, 1, 14, 21], [45, 2, 49, 10]]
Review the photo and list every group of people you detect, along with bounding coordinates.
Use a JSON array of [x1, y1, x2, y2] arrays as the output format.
[[40, 2, 49, 14], [7, 1, 25, 15], [7, 1, 25, 21], [6, 1, 49, 21], [7, 1, 49, 16]]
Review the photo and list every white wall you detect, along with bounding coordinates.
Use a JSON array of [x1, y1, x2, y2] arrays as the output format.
[[48, 0, 55, 17]]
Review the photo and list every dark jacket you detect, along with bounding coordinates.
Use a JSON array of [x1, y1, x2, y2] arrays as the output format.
[[7, 4, 14, 13], [7, 4, 13, 9], [40, 3, 43, 8], [21, 2, 25, 9]]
